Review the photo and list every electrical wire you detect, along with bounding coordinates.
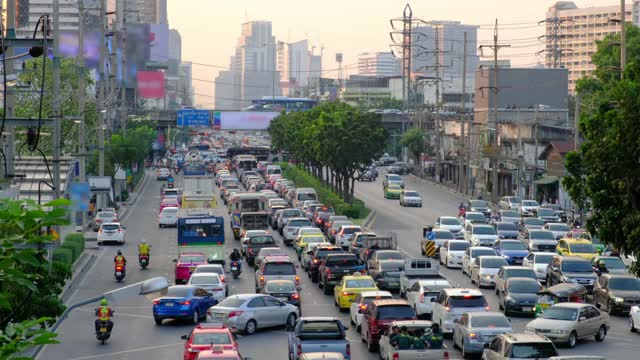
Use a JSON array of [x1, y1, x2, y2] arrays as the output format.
[[0, 10, 8, 145], [29, 15, 49, 152]]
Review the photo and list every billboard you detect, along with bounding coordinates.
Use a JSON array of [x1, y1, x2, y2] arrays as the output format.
[[137, 71, 165, 98], [219, 112, 280, 130], [149, 24, 169, 62], [126, 24, 151, 87], [69, 182, 91, 212]]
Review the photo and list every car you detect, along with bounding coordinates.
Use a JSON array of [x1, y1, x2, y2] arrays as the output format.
[[465, 223, 499, 247], [556, 239, 598, 260], [383, 183, 403, 199], [240, 230, 271, 254], [452, 312, 513, 358], [175, 252, 208, 284], [463, 211, 489, 225], [349, 231, 377, 257], [435, 216, 464, 239], [520, 217, 545, 233], [593, 274, 640, 315], [498, 210, 521, 224], [334, 225, 363, 250], [207, 294, 299, 335], [254, 247, 287, 268], [319, 254, 366, 294], [421, 229, 455, 256], [399, 190, 422, 207], [160, 198, 180, 213], [482, 333, 558, 360], [255, 256, 300, 292], [261, 280, 301, 312], [193, 264, 228, 297], [591, 256, 628, 276], [492, 239, 529, 265], [327, 221, 353, 244], [153, 285, 218, 325], [523, 229, 558, 253], [535, 208, 561, 223], [349, 291, 393, 332], [244, 233, 277, 267], [366, 250, 403, 270], [307, 245, 344, 282], [382, 173, 404, 189], [333, 273, 379, 311], [282, 217, 313, 246], [288, 317, 351, 360], [156, 167, 171, 180], [471, 256, 509, 288], [541, 204, 568, 222], [495, 222, 519, 240], [97, 222, 125, 245], [519, 200, 540, 217], [387, 161, 410, 175], [523, 252, 556, 284], [462, 246, 498, 276], [277, 208, 304, 233], [187, 273, 226, 302], [525, 303, 609, 348], [546, 256, 597, 293], [440, 240, 470, 268], [494, 266, 539, 294], [367, 259, 404, 290], [92, 211, 118, 231], [360, 299, 416, 351], [181, 323, 239, 360], [631, 305, 640, 332], [544, 223, 571, 240], [405, 278, 452, 319], [468, 199, 492, 218], [499, 196, 522, 210], [499, 277, 542, 316], [158, 206, 179, 227], [432, 288, 489, 334]]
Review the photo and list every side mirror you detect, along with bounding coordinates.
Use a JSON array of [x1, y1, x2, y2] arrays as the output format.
[[579, 316, 586, 322], [180, 335, 188, 340], [172, 259, 178, 263], [452, 319, 459, 323]]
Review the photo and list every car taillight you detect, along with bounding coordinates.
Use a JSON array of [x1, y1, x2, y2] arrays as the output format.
[[359, 304, 367, 311], [180, 300, 191, 305], [297, 344, 302, 356], [342, 291, 353, 296], [485, 305, 490, 311], [370, 319, 378, 331], [313, 258, 319, 264], [259, 276, 265, 285], [220, 275, 226, 283], [346, 343, 351, 358], [153, 299, 160, 305], [444, 306, 450, 312], [392, 353, 399, 360], [325, 268, 332, 278], [118, 229, 122, 233], [444, 351, 450, 360], [332, 230, 337, 235], [295, 275, 300, 285], [420, 293, 425, 303], [228, 310, 243, 318], [248, 248, 254, 255], [98, 229, 102, 234], [290, 293, 300, 300]]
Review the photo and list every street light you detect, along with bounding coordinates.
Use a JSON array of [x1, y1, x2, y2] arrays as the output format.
[[31, 276, 170, 357]]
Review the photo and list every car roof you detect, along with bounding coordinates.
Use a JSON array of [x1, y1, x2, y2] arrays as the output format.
[[480, 256, 507, 261], [499, 332, 553, 343], [506, 277, 541, 283], [263, 256, 293, 263], [563, 238, 592, 244], [101, 222, 121, 226], [601, 273, 636, 279], [298, 316, 341, 322], [443, 288, 483, 296], [466, 311, 506, 318], [265, 279, 296, 285], [370, 299, 410, 307], [343, 274, 374, 281], [502, 265, 531, 270], [190, 272, 220, 279], [360, 291, 393, 297], [551, 302, 590, 309], [559, 256, 590, 262]]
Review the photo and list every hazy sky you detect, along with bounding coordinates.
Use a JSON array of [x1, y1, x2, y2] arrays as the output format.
[[167, 0, 613, 107]]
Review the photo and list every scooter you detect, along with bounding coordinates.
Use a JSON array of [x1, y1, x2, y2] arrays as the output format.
[[230, 261, 241, 279], [95, 320, 113, 344], [139, 255, 149, 269], [115, 265, 126, 282]]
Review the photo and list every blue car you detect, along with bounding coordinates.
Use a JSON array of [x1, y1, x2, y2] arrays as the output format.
[[493, 239, 529, 265], [153, 285, 218, 325]]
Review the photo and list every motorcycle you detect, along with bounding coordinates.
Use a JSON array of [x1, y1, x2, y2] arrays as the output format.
[[139, 255, 149, 269], [115, 265, 126, 282], [95, 319, 113, 344], [230, 261, 241, 279], [457, 207, 466, 218]]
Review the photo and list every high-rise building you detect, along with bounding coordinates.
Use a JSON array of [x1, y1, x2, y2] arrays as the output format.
[[215, 21, 280, 110], [277, 39, 314, 97], [125, 0, 163, 24], [545, 1, 632, 94], [169, 29, 182, 61], [179, 62, 194, 107], [357, 52, 401, 77], [15, 0, 103, 37]]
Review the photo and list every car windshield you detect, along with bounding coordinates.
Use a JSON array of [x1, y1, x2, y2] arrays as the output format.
[[326, 256, 359, 266], [190, 275, 220, 285], [266, 281, 296, 292], [448, 295, 486, 307], [249, 236, 275, 245], [216, 297, 246, 308], [298, 193, 317, 201], [388, 175, 401, 181], [497, 223, 518, 231], [530, 230, 555, 240], [501, 210, 519, 217], [537, 209, 555, 216], [504, 269, 536, 279], [522, 201, 539, 207], [534, 254, 554, 264], [263, 262, 296, 275], [342, 227, 362, 235], [470, 200, 488, 208], [434, 231, 454, 240], [376, 305, 415, 320], [609, 277, 640, 290], [509, 343, 558, 358], [501, 241, 526, 250], [561, 261, 593, 272], [541, 306, 578, 321], [317, 249, 344, 258], [470, 316, 511, 328], [450, 242, 471, 251], [473, 226, 496, 235], [598, 258, 626, 269], [193, 266, 223, 274], [166, 287, 192, 297], [289, 220, 311, 227], [388, 184, 401, 190], [525, 218, 545, 226], [380, 262, 404, 271], [192, 333, 232, 345], [102, 224, 119, 231], [548, 224, 570, 231], [303, 236, 325, 244], [283, 209, 302, 217], [98, 212, 115, 219], [377, 252, 403, 260], [482, 258, 509, 268], [508, 280, 541, 293], [300, 321, 341, 333], [441, 218, 461, 225], [507, 197, 522, 204], [569, 243, 596, 253], [467, 213, 486, 221], [404, 191, 420, 197], [180, 255, 206, 264], [345, 279, 376, 288], [472, 249, 497, 257], [162, 208, 178, 215]]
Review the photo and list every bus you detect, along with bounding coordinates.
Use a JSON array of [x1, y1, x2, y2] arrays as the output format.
[[228, 193, 268, 239], [177, 209, 225, 264], [182, 164, 207, 176], [245, 97, 318, 112]]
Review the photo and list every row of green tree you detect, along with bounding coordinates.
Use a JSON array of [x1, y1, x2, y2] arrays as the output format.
[[268, 102, 387, 204]]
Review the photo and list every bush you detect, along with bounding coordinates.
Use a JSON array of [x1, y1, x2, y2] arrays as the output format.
[[52, 247, 73, 265], [60, 241, 81, 263], [64, 233, 86, 254], [121, 190, 129, 202]]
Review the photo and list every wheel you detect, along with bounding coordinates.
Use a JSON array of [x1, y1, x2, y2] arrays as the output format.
[[631, 317, 638, 332], [244, 320, 257, 335], [154, 317, 162, 326], [286, 313, 297, 330], [567, 331, 577, 348], [192, 310, 200, 324], [595, 325, 607, 342], [367, 334, 376, 352], [159, 224, 164, 228]]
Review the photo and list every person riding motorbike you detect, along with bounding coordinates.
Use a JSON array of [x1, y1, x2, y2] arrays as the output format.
[[95, 299, 114, 333], [229, 248, 242, 271], [114, 250, 127, 275], [597, 260, 608, 275], [138, 239, 151, 260]]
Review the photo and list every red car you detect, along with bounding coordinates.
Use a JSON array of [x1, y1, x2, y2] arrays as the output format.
[[175, 252, 208, 284], [182, 323, 238, 360], [361, 299, 417, 352], [195, 348, 245, 360], [160, 198, 180, 213]]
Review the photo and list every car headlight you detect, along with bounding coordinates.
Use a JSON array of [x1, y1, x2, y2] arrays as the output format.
[[525, 326, 535, 332], [505, 296, 517, 304], [551, 329, 569, 334], [613, 296, 624, 303], [561, 276, 577, 283], [502, 255, 510, 259], [484, 274, 492, 279]]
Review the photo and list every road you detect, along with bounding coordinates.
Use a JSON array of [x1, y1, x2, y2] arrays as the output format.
[[41, 171, 637, 360]]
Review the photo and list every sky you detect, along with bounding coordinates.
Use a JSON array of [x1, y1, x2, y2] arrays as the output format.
[[167, 0, 615, 107]]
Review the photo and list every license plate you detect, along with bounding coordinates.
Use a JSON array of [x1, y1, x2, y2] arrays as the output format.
[[99, 327, 108, 333], [164, 302, 174, 307], [215, 313, 224, 319], [231, 266, 238, 271], [278, 297, 288, 301], [522, 306, 532, 312], [115, 271, 122, 276]]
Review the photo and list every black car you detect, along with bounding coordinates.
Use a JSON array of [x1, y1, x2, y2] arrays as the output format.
[[593, 274, 640, 315], [499, 277, 542, 316], [387, 162, 410, 175], [261, 279, 302, 312], [357, 170, 376, 181], [245, 234, 277, 267], [541, 204, 568, 222], [467, 199, 492, 218], [546, 255, 597, 293], [495, 222, 519, 240], [307, 245, 344, 282]]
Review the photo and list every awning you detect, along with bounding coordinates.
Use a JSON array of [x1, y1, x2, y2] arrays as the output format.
[[534, 176, 560, 185]]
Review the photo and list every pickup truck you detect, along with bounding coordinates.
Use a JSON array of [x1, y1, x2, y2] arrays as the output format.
[[288, 317, 351, 360], [399, 259, 441, 297], [319, 254, 366, 295], [359, 235, 398, 264], [378, 320, 449, 360]]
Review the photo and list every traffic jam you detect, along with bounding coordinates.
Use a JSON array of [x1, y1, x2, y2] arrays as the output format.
[[145, 131, 639, 360]]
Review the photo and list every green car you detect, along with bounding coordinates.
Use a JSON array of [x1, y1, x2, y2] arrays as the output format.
[[384, 184, 402, 199]]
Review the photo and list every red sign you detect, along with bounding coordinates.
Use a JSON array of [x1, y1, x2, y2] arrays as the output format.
[[137, 71, 165, 98]]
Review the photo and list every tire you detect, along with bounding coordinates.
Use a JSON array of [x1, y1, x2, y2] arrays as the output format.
[[154, 317, 162, 326], [350, 315, 355, 325], [286, 313, 297, 330], [595, 325, 607, 342], [245, 320, 257, 335], [192, 310, 200, 324], [367, 334, 376, 352], [567, 331, 577, 348]]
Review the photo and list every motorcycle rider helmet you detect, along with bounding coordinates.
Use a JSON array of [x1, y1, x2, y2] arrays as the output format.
[[100, 299, 108, 306], [117, 250, 122, 255], [141, 239, 147, 244]]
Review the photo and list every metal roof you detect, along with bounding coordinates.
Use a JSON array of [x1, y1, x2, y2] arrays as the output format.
[[13, 157, 75, 204]]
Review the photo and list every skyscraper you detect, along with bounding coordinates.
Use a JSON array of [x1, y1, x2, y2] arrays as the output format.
[[357, 52, 401, 77], [125, 0, 163, 24], [169, 29, 182, 61], [278, 39, 313, 97]]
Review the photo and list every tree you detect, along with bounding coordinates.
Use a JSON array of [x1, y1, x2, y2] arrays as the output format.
[[563, 23, 640, 273], [109, 125, 156, 173], [400, 127, 425, 164], [0, 198, 73, 357]]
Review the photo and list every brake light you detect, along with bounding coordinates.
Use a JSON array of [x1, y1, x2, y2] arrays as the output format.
[[220, 275, 226, 283], [180, 300, 191, 305], [297, 344, 302, 356], [290, 293, 300, 300], [313, 259, 319, 264], [392, 353, 399, 360], [469, 333, 477, 338], [98, 229, 102, 234], [295, 275, 300, 285], [420, 293, 425, 303], [228, 310, 243, 318], [259, 276, 265, 286], [444, 306, 450, 312], [342, 291, 353, 296], [485, 305, 490, 311], [118, 229, 122, 233], [359, 304, 367, 311], [332, 230, 337, 235], [153, 299, 160, 305]]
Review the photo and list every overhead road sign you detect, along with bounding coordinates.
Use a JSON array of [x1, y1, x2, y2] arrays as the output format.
[[177, 110, 211, 127]]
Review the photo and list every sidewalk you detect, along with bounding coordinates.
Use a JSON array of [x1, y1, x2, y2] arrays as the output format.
[[408, 173, 496, 206]]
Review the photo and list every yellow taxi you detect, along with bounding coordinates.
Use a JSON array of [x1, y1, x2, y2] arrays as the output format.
[[295, 234, 328, 260], [556, 238, 598, 260], [384, 183, 403, 199], [334, 272, 379, 311]]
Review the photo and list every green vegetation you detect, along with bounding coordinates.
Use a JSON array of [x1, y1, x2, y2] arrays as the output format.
[[400, 127, 430, 165], [0, 199, 74, 357], [564, 23, 640, 274]]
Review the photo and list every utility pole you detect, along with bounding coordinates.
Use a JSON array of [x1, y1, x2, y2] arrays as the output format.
[[78, 0, 87, 229], [620, 0, 626, 77], [479, 20, 510, 203], [574, 94, 580, 150], [98, 0, 107, 177], [539, 4, 569, 68], [434, 28, 442, 184], [458, 32, 467, 193], [52, 0, 61, 198], [5, 0, 16, 179], [119, 0, 128, 135]]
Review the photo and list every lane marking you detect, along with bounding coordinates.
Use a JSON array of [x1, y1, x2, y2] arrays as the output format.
[[66, 342, 183, 360], [76, 308, 153, 319]]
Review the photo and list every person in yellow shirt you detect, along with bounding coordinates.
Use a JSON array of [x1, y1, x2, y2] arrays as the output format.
[[138, 239, 151, 259]]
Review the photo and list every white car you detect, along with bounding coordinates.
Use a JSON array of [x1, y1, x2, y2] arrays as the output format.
[[431, 288, 489, 334], [523, 252, 556, 284], [544, 222, 571, 240], [158, 206, 179, 227], [334, 225, 363, 249], [461, 246, 498, 276], [470, 256, 509, 288], [631, 306, 640, 332], [405, 279, 452, 318], [399, 190, 422, 207], [519, 199, 540, 217], [282, 217, 312, 245], [97, 222, 125, 245], [499, 196, 522, 210], [435, 216, 464, 239], [439, 240, 470, 268], [187, 272, 226, 302], [465, 223, 499, 247], [349, 291, 393, 332]]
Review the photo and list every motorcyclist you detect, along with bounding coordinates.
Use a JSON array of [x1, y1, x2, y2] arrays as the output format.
[[597, 260, 608, 274], [114, 250, 127, 275], [138, 239, 151, 260], [229, 249, 242, 271], [95, 298, 114, 333]]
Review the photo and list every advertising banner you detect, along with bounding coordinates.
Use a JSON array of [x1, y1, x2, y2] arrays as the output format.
[[137, 71, 165, 98], [70, 182, 91, 212], [219, 111, 280, 130]]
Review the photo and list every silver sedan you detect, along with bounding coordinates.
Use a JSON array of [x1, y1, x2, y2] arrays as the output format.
[[452, 311, 513, 358]]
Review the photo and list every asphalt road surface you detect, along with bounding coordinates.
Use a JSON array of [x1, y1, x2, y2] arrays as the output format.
[[40, 171, 638, 360]]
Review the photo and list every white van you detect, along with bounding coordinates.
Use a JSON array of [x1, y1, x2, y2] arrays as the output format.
[[293, 188, 318, 209]]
